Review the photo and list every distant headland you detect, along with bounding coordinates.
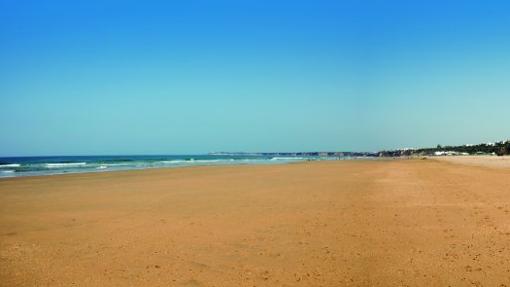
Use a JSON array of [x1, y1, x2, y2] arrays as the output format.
[[210, 139, 510, 158]]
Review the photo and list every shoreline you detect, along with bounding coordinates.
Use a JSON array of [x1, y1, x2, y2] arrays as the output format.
[[0, 160, 301, 181], [0, 159, 340, 182], [3, 154, 509, 181], [0, 157, 382, 181]]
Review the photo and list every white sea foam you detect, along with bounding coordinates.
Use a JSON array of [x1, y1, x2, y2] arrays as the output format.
[[0, 170, 15, 177], [190, 159, 222, 163], [45, 162, 87, 168], [103, 163, 130, 167], [270, 157, 306, 161], [158, 159, 224, 165], [0, 163, 20, 168], [96, 165, 108, 169]]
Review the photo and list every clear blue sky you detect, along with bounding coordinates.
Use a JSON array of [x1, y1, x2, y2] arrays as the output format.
[[1, 0, 509, 156]]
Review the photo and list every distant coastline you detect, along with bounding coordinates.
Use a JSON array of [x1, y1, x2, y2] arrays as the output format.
[[377, 139, 510, 157], [211, 139, 510, 158]]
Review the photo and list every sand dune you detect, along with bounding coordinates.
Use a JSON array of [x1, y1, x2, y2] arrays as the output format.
[[1, 160, 510, 286]]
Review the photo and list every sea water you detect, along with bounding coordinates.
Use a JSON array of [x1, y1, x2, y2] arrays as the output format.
[[0, 154, 341, 178]]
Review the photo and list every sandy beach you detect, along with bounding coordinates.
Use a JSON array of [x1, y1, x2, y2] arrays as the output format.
[[1, 159, 510, 286], [433, 155, 510, 169]]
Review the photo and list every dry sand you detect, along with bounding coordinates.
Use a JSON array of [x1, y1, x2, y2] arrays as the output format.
[[1, 159, 510, 286], [433, 155, 510, 169]]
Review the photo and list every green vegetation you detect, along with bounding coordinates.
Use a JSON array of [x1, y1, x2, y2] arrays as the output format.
[[378, 140, 510, 157]]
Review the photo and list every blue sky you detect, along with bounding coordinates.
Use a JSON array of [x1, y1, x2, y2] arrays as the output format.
[[1, 0, 509, 155]]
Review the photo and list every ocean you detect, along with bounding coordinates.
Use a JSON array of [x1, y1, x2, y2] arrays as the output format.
[[0, 154, 340, 178]]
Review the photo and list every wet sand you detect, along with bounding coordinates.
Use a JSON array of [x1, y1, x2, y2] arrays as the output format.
[[1, 160, 510, 286]]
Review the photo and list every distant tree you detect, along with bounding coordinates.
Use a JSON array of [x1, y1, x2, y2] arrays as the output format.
[[495, 142, 510, 156]]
